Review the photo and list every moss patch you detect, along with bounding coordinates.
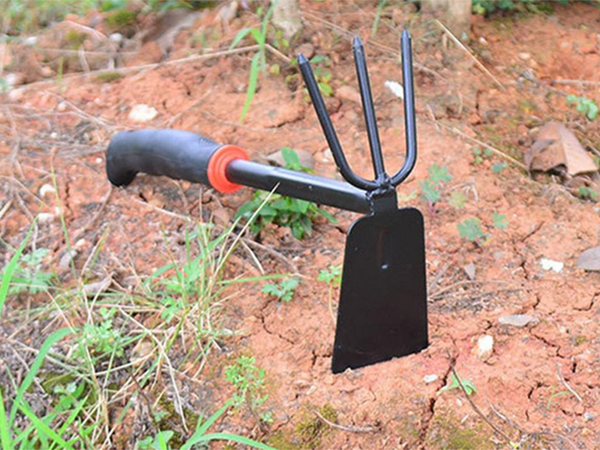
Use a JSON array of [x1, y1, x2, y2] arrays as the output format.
[[425, 409, 495, 450]]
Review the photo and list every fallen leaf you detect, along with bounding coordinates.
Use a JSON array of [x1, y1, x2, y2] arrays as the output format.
[[526, 122, 597, 175]]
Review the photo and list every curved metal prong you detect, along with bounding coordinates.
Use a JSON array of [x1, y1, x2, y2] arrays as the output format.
[[298, 53, 378, 191], [352, 37, 387, 184], [391, 30, 417, 186]]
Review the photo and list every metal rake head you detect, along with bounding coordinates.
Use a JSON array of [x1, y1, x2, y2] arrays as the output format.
[[298, 30, 417, 196]]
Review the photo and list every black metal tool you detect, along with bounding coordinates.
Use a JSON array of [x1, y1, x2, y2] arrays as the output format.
[[299, 30, 427, 373], [105, 30, 427, 374]]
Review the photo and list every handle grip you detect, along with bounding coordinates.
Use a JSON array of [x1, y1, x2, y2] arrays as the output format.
[[106, 129, 247, 192]]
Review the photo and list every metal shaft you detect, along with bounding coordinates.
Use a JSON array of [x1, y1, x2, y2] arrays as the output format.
[[226, 159, 370, 214]]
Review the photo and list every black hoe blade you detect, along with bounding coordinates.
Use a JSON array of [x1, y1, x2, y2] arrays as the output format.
[[332, 207, 428, 373]]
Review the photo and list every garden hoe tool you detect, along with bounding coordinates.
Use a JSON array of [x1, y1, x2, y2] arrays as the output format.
[[106, 30, 428, 374]]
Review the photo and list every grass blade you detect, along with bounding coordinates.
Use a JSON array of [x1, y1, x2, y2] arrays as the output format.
[[230, 27, 253, 50], [9, 328, 73, 426], [0, 228, 33, 317], [194, 432, 278, 450], [0, 388, 13, 450], [195, 400, 232, 437], [17, 402, 74, 450], [240, 52, 261, 121]]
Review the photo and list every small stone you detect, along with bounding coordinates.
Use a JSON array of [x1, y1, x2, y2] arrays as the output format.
[[475, 335, 494, 361], [518, 52, 531, 60], [423, 374, 438, 384], [56, 102, 68, 112], [463, 262, 476, 281], [296, 43, 315, 60], [384, 80, 404, 100], [39, 184, 56, 197], [577, 246, 600, 271], [539, 257, 564, 273], [37, 212, 55, 224], [498, 314, 539, 328], [109, 33, 123, 44], [584, 412, 594, 421], [336, 85, 362, 105], [5, 73, 24, 87], [128, 104, 158, 123], [8, 88, 24, 102]]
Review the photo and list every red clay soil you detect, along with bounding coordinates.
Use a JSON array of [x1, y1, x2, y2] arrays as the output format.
[[1, 2, 600, 449]]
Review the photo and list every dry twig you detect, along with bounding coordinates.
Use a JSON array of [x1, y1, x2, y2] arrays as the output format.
[[435, 20, 505, 90]]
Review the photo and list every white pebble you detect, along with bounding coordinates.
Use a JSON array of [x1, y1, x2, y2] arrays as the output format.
[[540, 257, 564, 273], [423, 374, 438, 384], [38, 212, 55, 223], [476, 335, 494, 361], [384, 80, 404, 100], [39, 183, 56, 197], [128, 104, 158, 123]]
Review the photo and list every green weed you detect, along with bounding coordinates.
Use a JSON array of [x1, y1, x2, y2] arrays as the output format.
[[318, 264, 342, 287], [458, 212, 508, 244], [439, 372, 477, 396], [492, 212, 509, 230], [457, 217, 486, 243], [491, 161, 508, 173], [230, 2, 276, 121], [449, 190, 468, 210], [419, 164, 453, 213], [236, 148, 336, 239], [262, 277, 299, 302], [225, 356, 273, 424], [567, 95, 599, 121], [6, 247, 53, 295], [577, 186, 599, 202]]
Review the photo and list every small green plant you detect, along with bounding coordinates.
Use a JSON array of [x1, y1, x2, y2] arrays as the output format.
[[75, 307, 127, 360], [262, 277, 298, 302], [136, 400, 276, 450], [230, 2, 276, 120], [546, 385, 574, 410], [439, 372, 477, 396], [309, 55, 333, 97], [449, 190, 468, 210], [472, 147, 493, 165], [492, 212, 509, 230], [225, 356, 273, 423], [457, 217, 486, 243], [318, 264, 342, 287], [419, 164, 453, 213], [491, 161, 508, 173], [236, 148, 336, 239], [577, 186, 599, 202], [567, 95, 599, 121], [472, 0, 542, 15], [458, 212, 509, 244], [6, 247, 53, 295]]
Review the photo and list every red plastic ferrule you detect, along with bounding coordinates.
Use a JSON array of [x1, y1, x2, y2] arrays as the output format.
[[207, 145, 249, 193]]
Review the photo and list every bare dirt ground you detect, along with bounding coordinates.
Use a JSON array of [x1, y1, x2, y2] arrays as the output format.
[[1, 1, 600, 449]]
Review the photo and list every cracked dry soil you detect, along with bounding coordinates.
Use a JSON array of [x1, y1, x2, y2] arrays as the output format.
[[2, 2, 600, 449]]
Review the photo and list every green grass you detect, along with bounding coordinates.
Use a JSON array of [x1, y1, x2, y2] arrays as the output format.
[[0, 206, 283, 447], [236, 148, 336, 239]]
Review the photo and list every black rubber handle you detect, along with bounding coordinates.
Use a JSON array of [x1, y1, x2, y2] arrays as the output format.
[[106, 129, 221, 187]]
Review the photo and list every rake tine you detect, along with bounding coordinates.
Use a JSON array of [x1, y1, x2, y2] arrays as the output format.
[[352, 37, 387, 184], [391, 30, 417, 186], [298, 53, 378, 191]]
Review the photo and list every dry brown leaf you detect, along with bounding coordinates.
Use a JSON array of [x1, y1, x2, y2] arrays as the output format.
[[526, 122, 597, 175]]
